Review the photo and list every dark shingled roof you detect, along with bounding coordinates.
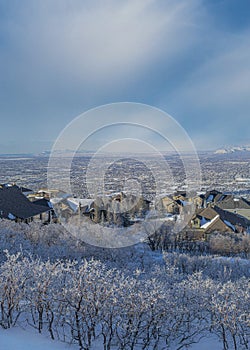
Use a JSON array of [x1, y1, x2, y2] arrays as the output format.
[[33, 198, 52, 208], [213, 205, 250, 228], [216, 195, 250, 210], [0, 185, 50, 220], [194, 205, 250, 232], [204, 190, 222, 199], [20, 186, 33, 193]]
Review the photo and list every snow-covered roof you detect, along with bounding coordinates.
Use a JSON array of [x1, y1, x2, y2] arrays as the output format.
[[201, 215, 219, 229], [66, 198, 95, 213], [223, 220, 236, 232], [8, 213, 16, 220]]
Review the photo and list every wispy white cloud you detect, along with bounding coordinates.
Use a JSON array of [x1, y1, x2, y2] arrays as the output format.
[[0, 0, 249, 152], [176, 32, 250, 108], [160, 26, 250, 149], [1, 0, 201, 90]]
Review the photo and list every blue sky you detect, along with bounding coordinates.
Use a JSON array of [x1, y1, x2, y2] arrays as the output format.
[[0, 0, 249, 153]]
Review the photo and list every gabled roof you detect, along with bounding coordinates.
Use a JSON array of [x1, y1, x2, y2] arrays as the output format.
[[20, 186, 33, 193], [216, 195, 250, 210], [205, 189, 222, 197], [174, 191, 187, 197], [0, 184, 32, 193], [213, 205, 250, 228], [204, 216, 234, 234], [193, 205, 250, 232], [196, 207, 219, 220], [33, 198, 53, 209], [0, 186, 50, 220], [193, 208, 234, 233]]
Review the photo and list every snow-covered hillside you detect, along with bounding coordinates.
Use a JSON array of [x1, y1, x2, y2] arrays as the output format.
[[0, 328, 77, 350], [0, 327, 221, 350]]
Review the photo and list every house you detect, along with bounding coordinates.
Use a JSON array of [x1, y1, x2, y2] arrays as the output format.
[[213, 205, 250, 233], [191, 207, 232, 233], [19, 186, 33, 196], [28, 188, 69, 201], [203, 189, 223, 207], [157, 195, 180, 214], [0, 183, 33, 197], [215, 195, 250, 220], [190, 206, 250, 234], [200, 190, 250, 221], [216, 195, 250, 209], [0, 184, 53, 223], [186, 194, 204, 210], [88, 193, 151, 226]]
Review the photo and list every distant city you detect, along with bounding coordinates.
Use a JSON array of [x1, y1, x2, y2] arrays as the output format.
[[0, 149, 249, 199]]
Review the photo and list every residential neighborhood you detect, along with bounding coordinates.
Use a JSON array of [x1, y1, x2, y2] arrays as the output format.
[[1, 182, 249, 240]]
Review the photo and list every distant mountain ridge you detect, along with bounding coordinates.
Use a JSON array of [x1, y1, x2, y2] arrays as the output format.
[[214, 145, 250, 154]]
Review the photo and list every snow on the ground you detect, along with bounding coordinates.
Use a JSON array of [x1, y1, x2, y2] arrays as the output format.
[[189, 336, 221, 350], [0, 328, 221, 350], [0, 327, 78, 350]]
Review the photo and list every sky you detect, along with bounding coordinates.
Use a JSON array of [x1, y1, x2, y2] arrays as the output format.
[[0, 0, 250, 153]]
